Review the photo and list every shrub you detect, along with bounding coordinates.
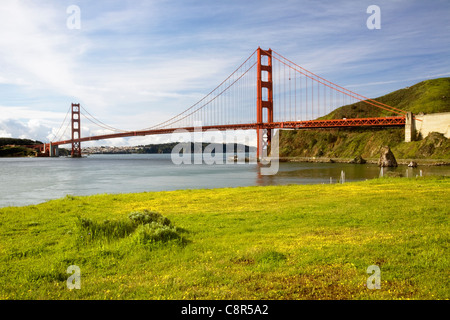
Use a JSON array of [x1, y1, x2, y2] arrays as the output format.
[[131, 222, 181, 245], [76, 210, 183, 247], [128, 210, 171, 226], [76, 217, 135, 241]]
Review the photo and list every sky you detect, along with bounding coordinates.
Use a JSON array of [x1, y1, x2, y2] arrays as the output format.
[[0, 0, 449, 147]]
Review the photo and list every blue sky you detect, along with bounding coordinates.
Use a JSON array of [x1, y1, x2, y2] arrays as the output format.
[[0, 0, 449, 146]]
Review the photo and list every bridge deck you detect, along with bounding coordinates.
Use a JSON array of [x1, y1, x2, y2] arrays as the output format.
[[47, 116, 405, 147]]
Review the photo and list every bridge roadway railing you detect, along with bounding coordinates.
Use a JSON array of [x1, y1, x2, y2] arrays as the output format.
[[40, 116, 405, 151]]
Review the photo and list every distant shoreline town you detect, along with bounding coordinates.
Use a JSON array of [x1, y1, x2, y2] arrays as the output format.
[[82, 143, 256, 155], [0, 138, 256, 157]]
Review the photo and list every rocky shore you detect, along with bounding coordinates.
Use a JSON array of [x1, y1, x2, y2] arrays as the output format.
[[278, 156, 450, 166]]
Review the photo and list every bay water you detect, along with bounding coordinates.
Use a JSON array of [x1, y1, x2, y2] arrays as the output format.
[[0, 154, 448, 208]]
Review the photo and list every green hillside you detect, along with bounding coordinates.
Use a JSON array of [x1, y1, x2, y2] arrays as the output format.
[[320, 77, 450, 119], [0, 138, 43, 157], [279, 128, 450, 160], [280, 78, 450, 161], [0, 137, 42, 146]]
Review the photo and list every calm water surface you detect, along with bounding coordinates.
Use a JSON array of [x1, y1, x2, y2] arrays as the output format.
[[0, 154, 448, 207]]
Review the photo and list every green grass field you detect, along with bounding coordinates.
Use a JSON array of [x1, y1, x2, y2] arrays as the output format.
[[0, 177, 448, 300]]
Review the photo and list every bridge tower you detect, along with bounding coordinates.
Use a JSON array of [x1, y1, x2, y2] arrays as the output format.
[[71, 103, 82, 157], [256, 48, 273, 159]]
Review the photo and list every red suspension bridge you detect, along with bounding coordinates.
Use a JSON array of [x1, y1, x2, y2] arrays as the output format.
[[39, 48, 411, 158]]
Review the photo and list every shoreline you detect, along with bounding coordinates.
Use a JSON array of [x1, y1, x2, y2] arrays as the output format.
[[2, 154, 449, 166], [278, 156, 450, 166]]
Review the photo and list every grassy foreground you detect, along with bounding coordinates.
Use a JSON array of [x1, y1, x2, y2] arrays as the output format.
[[0, 177, 448, 300]]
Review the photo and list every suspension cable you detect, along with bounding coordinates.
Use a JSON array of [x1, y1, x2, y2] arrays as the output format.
[[156, 61, 257, 129], [139, 49, 258, 130], [271, 50, 406, 115], [50, 106, 71, 142], [80, 106, 129, 133]]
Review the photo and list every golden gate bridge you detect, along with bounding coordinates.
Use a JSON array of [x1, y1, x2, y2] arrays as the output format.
[[39, 48, 410, 158]]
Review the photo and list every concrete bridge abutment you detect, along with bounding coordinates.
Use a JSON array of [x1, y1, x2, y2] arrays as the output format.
[[405, 112, 415, 142], [49, 143, 59, 157]]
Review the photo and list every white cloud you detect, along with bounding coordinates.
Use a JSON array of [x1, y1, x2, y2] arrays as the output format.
[[0, 105, 66, 121], [0, 129, 12, 138], [0, 2, 76, 92], [0, 119, 52, 142]]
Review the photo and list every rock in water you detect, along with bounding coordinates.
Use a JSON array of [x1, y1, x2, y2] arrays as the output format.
[[350, 155, 366, 164], [378, 146, 398, 167], [408, 161, 418, 168]]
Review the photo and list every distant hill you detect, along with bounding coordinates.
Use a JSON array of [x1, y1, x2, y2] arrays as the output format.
[[0, 138, 43, 157], [86, 143, 257, 154], [320, 77, 450, 119], [138, 142, 256, 154], [280, 78, 450, 161], [0, 137, 42, 147]]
